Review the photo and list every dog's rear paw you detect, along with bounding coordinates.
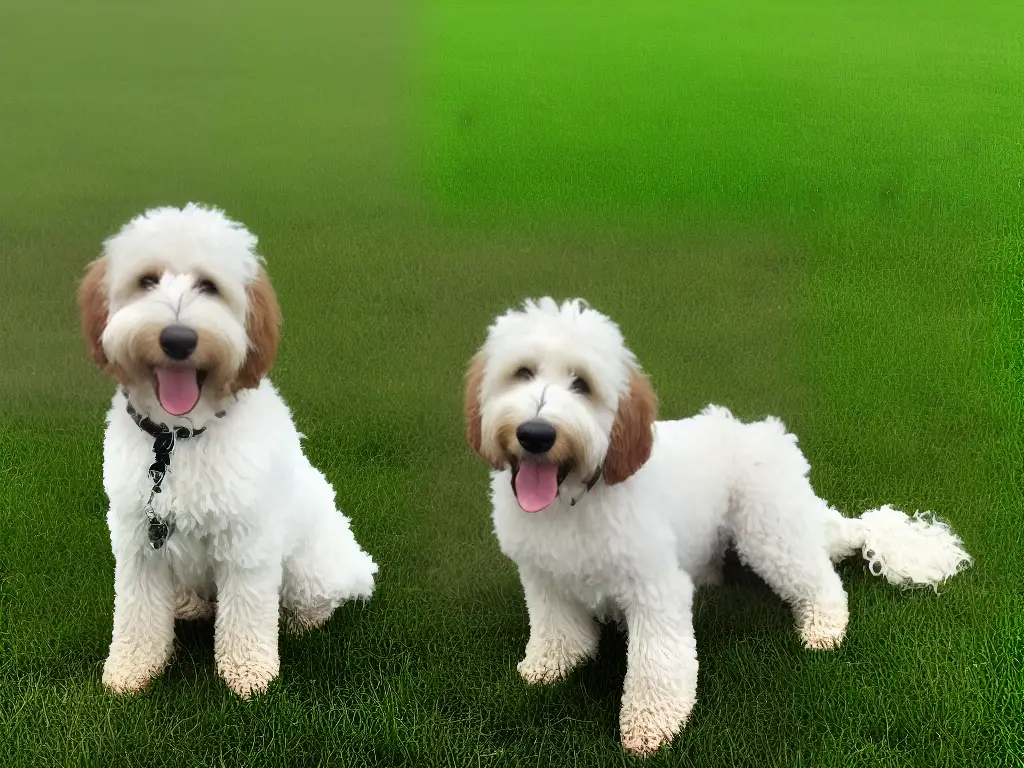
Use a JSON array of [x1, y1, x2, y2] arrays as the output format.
[[518, 655, 571, 685], [517, 642, 592, 685], [799, 603, 848, 651], [174, 589, 215, 621], [282, 604, 334, 635]]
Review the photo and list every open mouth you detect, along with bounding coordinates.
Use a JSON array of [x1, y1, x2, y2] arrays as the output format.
[[154, 368, 208, 416], [510, 458, 571, 513]]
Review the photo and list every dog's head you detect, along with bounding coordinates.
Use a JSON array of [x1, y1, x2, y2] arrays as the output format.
[[78, 204, 280, 422], [465, 297, 657, 512]]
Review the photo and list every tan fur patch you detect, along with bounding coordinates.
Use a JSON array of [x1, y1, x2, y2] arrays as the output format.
[[546, 425, 587, 468], [603, 369, 658, 485], [495, 421, 585, 469], [77, 257, 110, 370], [114, 326, 163, 388], [196, 330, 250, 396], [100, 324, 242, 393], [465, 351, 505, 467], [231, 269, 281, 392], [493, 420, 516, 463]]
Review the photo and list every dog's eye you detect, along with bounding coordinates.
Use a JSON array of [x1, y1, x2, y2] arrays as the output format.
[[138, 274, 159, 290], [514, 366, 534, 381], [196, 279, 218, 295], [570, 376, 591, 395]]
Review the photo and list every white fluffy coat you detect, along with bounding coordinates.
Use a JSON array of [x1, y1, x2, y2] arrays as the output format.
[[79, 204, 377, 697], [466, 298, 972, 756]]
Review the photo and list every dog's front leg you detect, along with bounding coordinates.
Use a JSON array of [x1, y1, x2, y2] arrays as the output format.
[[619, 571, 699, 756], [516, 565, 600, 684], [213, 558, 282, 698], [102, 543, 176, 694]]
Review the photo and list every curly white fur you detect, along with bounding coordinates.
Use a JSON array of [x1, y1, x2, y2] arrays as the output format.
[[466, 297, 972, 756], [80, 204, 377, 698]]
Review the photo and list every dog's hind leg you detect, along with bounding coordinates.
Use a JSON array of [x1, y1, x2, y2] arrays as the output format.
[[721, 417, 850, 650], [281, 512, 378, 634], [281, 465, 378, 634], [729, 482, 850, 651]]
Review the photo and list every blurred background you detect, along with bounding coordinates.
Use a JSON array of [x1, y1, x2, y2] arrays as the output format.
[[1, 1, 1020, 765]]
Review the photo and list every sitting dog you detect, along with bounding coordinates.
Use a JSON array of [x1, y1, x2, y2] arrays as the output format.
[[78, 203, 378, 697], [463, 297, 971, 755]]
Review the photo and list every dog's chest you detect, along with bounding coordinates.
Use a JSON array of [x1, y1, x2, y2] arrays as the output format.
[[157, 445, 235, 534], [110, 429, 244, 537], [492, 491, 630, 608]]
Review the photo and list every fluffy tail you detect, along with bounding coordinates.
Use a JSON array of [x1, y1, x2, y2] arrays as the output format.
[[822, 504, 972, 592]]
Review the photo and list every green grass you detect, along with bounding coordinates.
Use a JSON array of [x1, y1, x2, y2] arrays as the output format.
[[1, 0, 1021, 765]]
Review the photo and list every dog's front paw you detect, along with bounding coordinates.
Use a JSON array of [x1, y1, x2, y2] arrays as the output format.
[[798, 602, 848, 651], [619, 690, 694, 756], [218, 658, 279, 698], [102, 652, 166, 694]]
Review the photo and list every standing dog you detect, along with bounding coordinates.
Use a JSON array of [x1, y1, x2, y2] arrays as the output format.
[[464, 297, 971, 755], [78, 203, 377, 697]]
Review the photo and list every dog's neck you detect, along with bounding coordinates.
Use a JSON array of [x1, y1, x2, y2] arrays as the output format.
[[120, 385, 235, 432], [120, 387, 232, 550], [564, 466, 603, 507]]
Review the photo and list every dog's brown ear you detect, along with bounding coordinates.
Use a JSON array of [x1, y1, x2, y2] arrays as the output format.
[[464, 351, 486, 457], [233, 269, 281, 391], [603, 369, 658, 485], [78, 257, 110, 369], [465, 351, 502, 467]]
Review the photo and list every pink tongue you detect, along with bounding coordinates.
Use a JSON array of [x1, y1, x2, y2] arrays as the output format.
[[155, 368, 201, 416], [514, 460, 560, 513]]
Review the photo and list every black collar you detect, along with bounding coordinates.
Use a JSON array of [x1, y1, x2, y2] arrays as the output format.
[[123, 389, 225, 440], [122, 391, 225, 550], [569, 466, 604, 507]]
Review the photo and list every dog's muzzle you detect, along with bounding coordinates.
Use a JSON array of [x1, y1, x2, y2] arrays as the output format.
[[510, 419, 568, 513]]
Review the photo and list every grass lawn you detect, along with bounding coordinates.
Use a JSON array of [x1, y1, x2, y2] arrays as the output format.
[[1, 0, 1021, 765]]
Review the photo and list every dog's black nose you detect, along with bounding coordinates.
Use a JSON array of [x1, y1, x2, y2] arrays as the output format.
[[159, 324, 198, 360], [516, 419, 557, 454]]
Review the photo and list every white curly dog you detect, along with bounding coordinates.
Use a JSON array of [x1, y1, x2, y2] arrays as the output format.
[[464, 297, 971, 756], [78, 203, 377, 698]]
